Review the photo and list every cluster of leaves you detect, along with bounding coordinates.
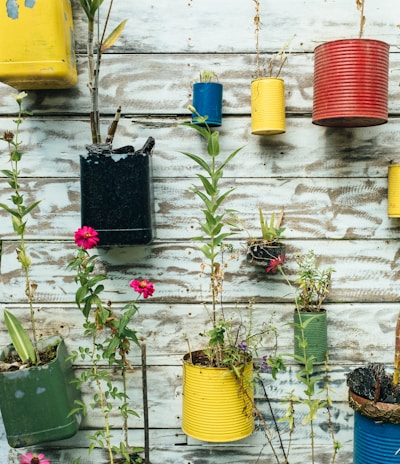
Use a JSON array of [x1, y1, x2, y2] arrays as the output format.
[[295, 250, 334, 312], [258, 207, 285, 243]]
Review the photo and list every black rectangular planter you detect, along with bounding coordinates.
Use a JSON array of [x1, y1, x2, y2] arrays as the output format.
[[80, 140, 154, 246]]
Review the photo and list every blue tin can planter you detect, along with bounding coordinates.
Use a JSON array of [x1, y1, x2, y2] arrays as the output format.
[[354, 411, 400, 463], [80, 139, 155, 247], [192, 82, 223, 127]]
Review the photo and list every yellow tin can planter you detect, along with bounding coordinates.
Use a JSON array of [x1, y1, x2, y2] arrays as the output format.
[[0, 0, 77, 89], [251, 77, 286, 135], [388, 165, 400, 218], [182, 351, 254, 442]]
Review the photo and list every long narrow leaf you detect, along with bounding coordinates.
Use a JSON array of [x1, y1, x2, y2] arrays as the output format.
[[102, 20, 128, 52], [4, 310, 36, 363], [180, 151, 212, 174]]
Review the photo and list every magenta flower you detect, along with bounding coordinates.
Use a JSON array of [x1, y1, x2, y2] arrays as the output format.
[[130, 279, 155, 299], [74, 226, 100, 250], [20, 452, 50, 464], [265, 254, 286, 274]]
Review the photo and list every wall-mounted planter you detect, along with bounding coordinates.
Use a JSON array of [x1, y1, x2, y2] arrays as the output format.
[[313, 39, 389, 128], [348, 368, 400, 463], [192, 82, 223, 127], [182, 350, 254, 442], [80, 140, 155, 247], [0, 336, 81, 448], [251, 77, 286, 135], [0, 0, 77, 89], [246, 240, 286, 267], [388, 165, 400, 218], [294, 310, 327, 365]]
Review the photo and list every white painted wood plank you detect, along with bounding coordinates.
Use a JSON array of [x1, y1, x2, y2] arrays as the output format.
[[0, 301, 398, 365], [0, 53, 399, 115], [6, 444, 354, 464], [0, 175, 397, 240], [70, 0, 399, 54], [1, 240, 400, 305]]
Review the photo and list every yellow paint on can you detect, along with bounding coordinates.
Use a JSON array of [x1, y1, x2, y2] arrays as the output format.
[[0, 0, 77, 89], [251, 77, 286, 135]]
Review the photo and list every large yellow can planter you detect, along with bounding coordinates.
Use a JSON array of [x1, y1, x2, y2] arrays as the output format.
[[182, 351, 254, 442], [0, 0, 77, 89], [388, 165, 400, 218], [251, 77, 286, 135]]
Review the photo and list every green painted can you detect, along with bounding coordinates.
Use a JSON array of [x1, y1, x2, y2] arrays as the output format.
[[293, 310, 327, 365], [0, 336, 81, 448]]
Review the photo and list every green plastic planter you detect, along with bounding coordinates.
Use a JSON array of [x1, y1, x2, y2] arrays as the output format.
[[293, 310, 327, 365], [0, 335, 81, 448]]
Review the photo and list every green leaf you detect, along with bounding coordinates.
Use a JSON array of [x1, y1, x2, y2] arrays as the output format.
[[207, 131, 220, 156], [0, 202, 18, 216], [22, 200, 41, 217], [1, 169, 15, 179], [102, 20, 128, 52], [216, 146, 244, 173], [181, 122, 211, 141], [4, 310, 36, 363], [180, 151, 212, 175]]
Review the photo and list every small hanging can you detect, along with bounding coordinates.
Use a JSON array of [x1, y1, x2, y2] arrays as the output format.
[[192, 82, 223, 127], [251, 77, 286, 135], [388, 165, 400, 218]]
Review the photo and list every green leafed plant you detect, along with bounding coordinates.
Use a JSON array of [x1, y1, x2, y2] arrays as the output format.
[[68, 226, 153, 464], [181, 106, 244, 367], [295, 250, 334, 313], [265, 251, 340, 464], [259, 207, 286, 243], [198, 70, 218, 82], [0, 92, 40, 364], [78, 0, 127, 144]]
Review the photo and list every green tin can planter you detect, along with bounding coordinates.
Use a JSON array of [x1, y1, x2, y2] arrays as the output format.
[[80, 139, 155, 247], [0, 335, 81, 448], [293, 310, 327, 365]]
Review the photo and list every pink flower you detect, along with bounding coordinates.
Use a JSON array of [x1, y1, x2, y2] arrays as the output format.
[[265, 254, 286, 274], [130, 279, 155, 298], [74, 226, 99, 250], [20, 452, 50, 464]]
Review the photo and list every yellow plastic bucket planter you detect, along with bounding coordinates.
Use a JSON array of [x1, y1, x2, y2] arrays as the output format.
[[251, 77, 286, 135], [182, 351, 254, 442], [388, 165, 400, 218], [0, 0, 77, 89]]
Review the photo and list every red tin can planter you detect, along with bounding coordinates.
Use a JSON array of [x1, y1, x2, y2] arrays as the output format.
[[313, 39, 389, 128]]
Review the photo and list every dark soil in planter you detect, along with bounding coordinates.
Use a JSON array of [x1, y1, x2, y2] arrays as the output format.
[[0, 344, 58, 372], [183, 350, 252, 368], [347, 364, 400, 404], [113, 454, 144, 464]]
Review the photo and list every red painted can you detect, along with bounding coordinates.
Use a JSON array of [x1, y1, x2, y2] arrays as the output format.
[[313, 38, 389, 127]]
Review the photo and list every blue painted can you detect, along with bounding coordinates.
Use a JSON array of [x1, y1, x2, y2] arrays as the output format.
[[192, 82, 223, 127], [354, 411, 400, 463]]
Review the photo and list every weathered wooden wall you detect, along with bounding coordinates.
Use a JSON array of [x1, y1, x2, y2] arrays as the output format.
[[0, 0, 399, 462]]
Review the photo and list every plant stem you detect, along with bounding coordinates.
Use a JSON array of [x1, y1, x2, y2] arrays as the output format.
[[91, 331, 114, 464], [393, 310, 400, 387], [253, 0, 261, 78], [357, 0, 365, 38], [7, 103, 40, 363]]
